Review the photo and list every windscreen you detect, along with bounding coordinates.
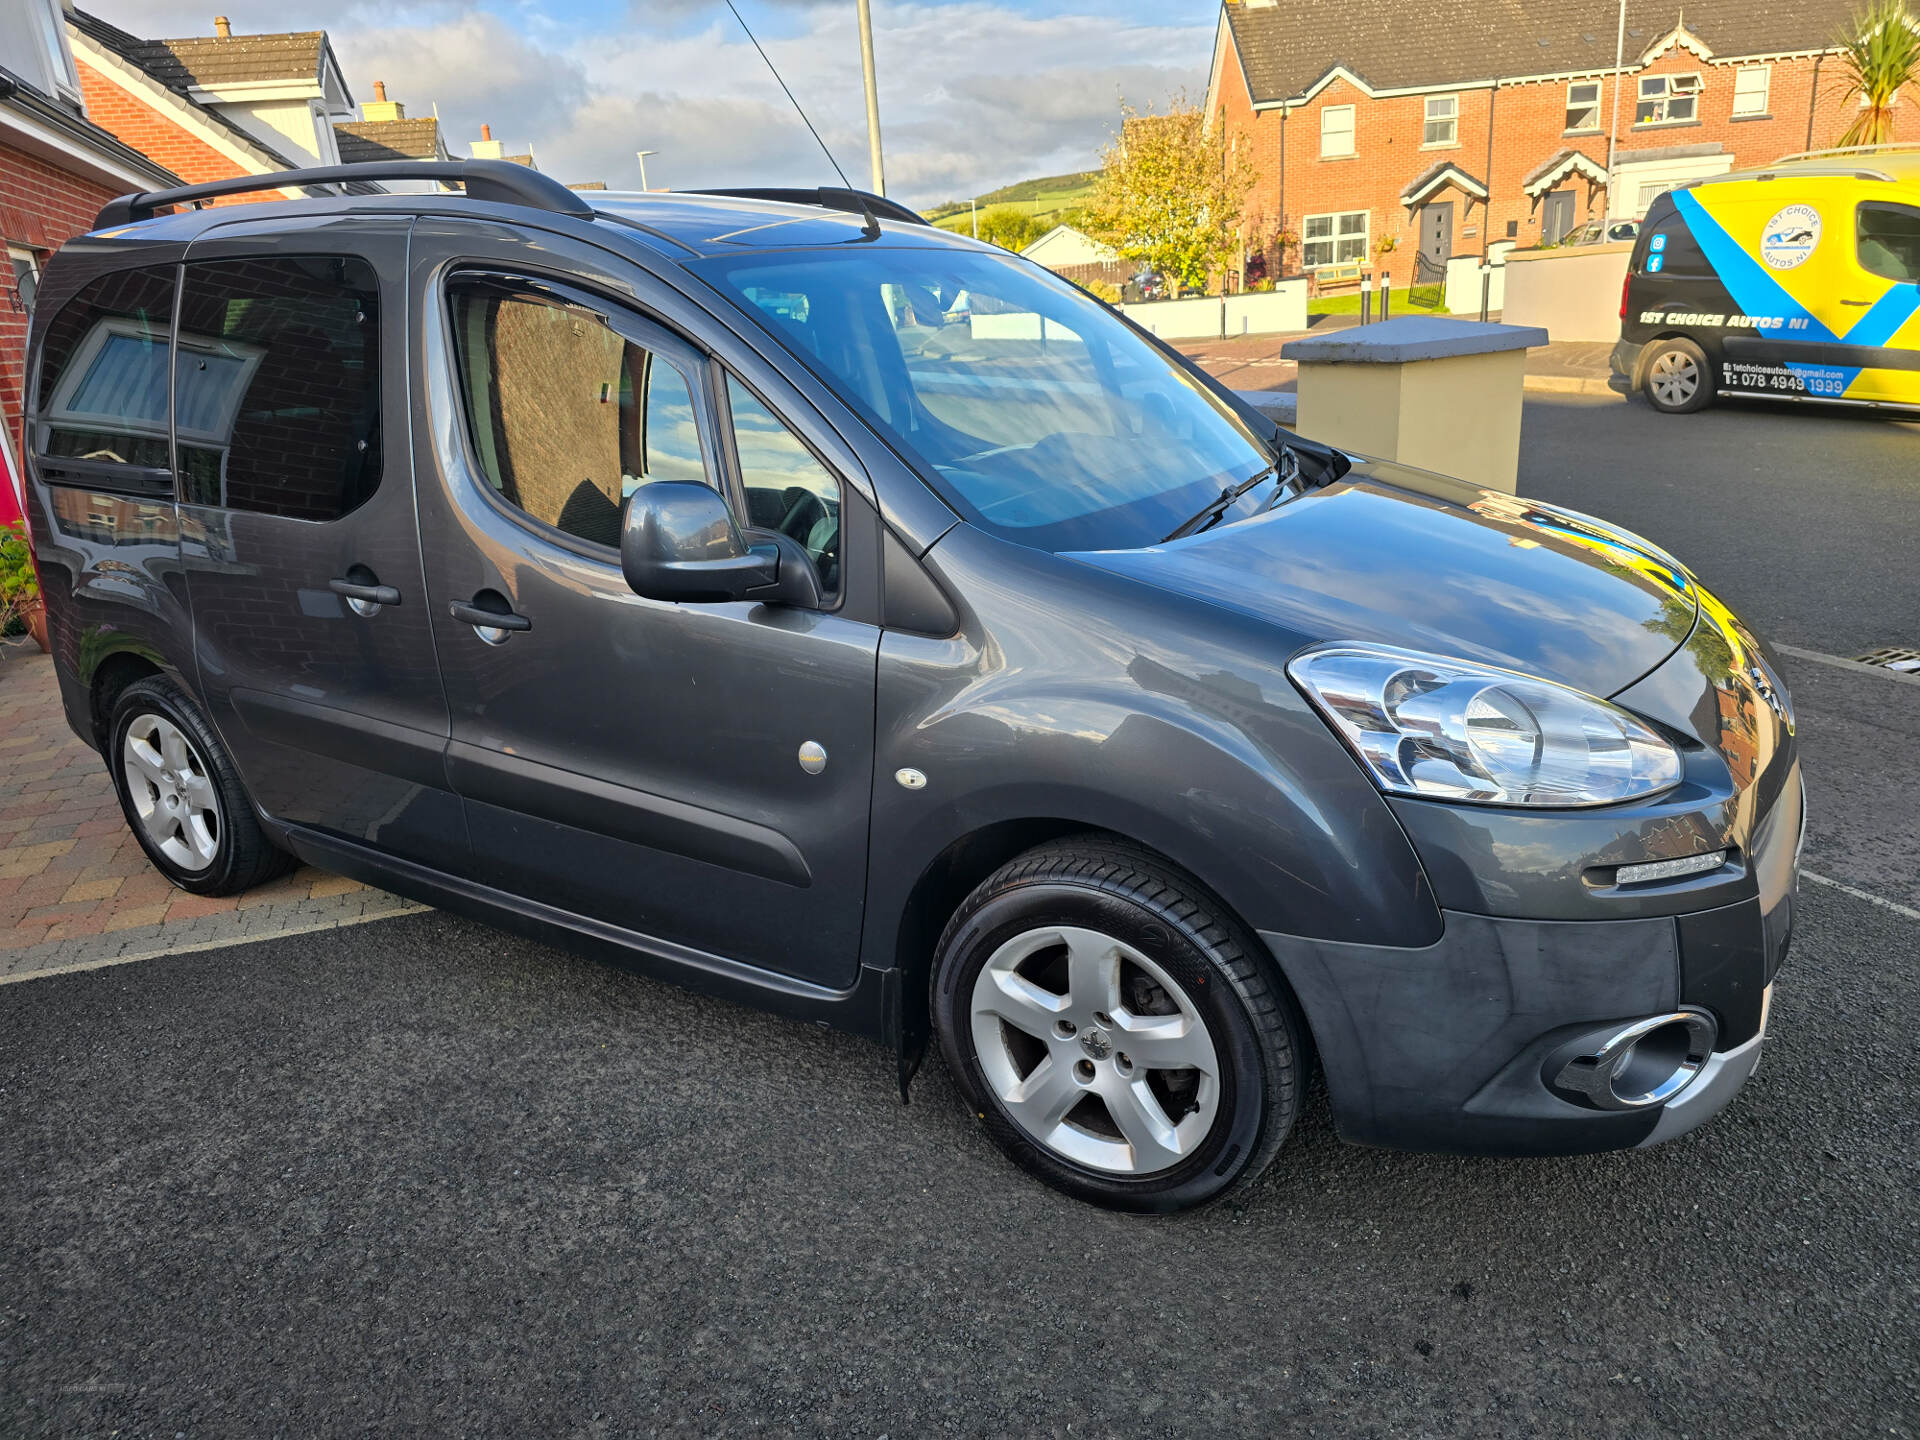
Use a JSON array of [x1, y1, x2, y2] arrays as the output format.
[[694, 247, 1274, 551]]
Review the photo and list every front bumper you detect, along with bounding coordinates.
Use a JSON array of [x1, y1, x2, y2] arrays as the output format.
[[1261, 770, 1798, 1157]]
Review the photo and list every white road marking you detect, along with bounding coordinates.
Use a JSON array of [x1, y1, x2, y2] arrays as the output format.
[[1801, 870, 1920, 922], [0, 901, 431, 986]]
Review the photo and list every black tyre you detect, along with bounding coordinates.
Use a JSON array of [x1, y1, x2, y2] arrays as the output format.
[[1641, 337, 1714, 414], [931, 836, 1306, 1212], [107, 676, 293, 896]]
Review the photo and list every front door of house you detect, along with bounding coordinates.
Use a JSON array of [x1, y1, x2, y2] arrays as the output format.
[[1420, 202, 1454, 271], [1543, 191, 1576, 245]]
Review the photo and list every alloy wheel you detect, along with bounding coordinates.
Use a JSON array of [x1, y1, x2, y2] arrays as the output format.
[[1649, 350, 1700, 407], [968, 924, 1221, 1174], [122, 713, 222, 872]]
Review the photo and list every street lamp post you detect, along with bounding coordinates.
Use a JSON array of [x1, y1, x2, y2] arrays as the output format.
[[857, 0, 885, 195], [1605, 0, 1626, 219], [635, 149, 658, 192]]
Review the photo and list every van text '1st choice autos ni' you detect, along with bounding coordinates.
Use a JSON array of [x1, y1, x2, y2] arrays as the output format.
[[25, 161, 1798, 1210]]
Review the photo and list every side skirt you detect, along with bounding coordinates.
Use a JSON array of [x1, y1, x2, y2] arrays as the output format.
[[282, 825, 900, 1047]]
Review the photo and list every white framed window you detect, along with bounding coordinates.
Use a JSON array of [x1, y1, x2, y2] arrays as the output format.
[[1302, 211, 1369, 267], [31, 0, 82, 101], [1636, 181, 1677, 215], [1320, 105, 1355, 158], [1566, 81, 1603, 133], [1423, 95, 1458, 147], [7, 246, 40, 314], [1636, 73, 1702, 126], [1731, 65, 1771, 117]]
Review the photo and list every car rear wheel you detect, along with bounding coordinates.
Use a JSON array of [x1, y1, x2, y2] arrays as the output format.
[[108, 676, 293, 896], [930, 836, 1305, 1212], [1642, 338, 1714, 414]]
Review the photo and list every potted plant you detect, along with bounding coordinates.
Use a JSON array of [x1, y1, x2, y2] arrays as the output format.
[[0, 523, 47, 654]]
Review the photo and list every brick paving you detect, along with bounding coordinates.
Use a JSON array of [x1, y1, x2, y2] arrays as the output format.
[[0, 646, 425, 983]]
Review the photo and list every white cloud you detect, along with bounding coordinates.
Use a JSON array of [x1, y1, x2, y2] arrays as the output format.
[[80, 1, 1212, 205]]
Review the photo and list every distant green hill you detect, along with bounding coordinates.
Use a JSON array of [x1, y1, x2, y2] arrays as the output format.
[[923, 170, 1100, 234]]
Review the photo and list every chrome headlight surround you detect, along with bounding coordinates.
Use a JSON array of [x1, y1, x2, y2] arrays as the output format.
[[1288, 644, 1683, 808]]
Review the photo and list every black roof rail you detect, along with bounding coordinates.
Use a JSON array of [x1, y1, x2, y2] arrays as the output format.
[[690, 186, 929, 227], [94, 159, 596, 230]]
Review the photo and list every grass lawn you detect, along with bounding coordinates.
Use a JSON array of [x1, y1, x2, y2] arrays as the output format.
[[1307, 284, 1445, 315]]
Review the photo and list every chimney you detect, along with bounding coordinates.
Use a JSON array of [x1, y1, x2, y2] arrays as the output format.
[[470, 123, 504, 160], [213, 15, 231, 37], [361, 80, 405, 124]]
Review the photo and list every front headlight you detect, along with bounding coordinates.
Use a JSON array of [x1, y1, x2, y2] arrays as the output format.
[[1288, 645, 1682, 807]]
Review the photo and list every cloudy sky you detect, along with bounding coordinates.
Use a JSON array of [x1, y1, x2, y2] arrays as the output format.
[[88, 0, 1216, 207]]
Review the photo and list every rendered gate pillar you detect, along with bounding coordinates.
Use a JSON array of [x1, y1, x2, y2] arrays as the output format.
[[1281, 317, 1548, 493]]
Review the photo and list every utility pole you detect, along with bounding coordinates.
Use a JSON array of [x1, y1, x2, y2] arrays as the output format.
[[857, 0, 885, 195], [969, 197, 977, 238], [1605, 0, 1627, 220], [635, 149, 657, 191]]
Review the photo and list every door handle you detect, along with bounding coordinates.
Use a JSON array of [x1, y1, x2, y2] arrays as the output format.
[[449, 597, 532, 643], [329, 575, 401, 615]]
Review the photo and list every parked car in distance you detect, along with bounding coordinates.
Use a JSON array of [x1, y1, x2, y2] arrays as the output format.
[[1616, 144, 1920, 413], [1566, 217, 1639, 246], [26, 162, 1799, 1211]]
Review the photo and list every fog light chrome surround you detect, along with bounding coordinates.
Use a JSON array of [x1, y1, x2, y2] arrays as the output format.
[[1549, 1010, 1719, 1111]]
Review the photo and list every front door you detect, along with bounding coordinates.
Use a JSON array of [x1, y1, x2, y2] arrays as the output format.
[[410, 225, 880, 990], [1420, 201, 1454, 273], [176, 219, 461, 864], [1542, 191, 1577, 245]]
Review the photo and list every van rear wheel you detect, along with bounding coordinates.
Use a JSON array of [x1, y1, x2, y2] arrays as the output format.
[[108, 676, 293, 896], [1642, 338, 1713, 414]]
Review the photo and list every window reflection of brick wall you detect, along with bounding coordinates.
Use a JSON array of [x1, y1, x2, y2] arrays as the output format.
[[177, 258, 381, 522], [185, 510, 443, 703], [485, 299, 625, 535]]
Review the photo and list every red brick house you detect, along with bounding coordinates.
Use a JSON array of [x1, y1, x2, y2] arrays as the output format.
[[0, 0, 177, 528], [66, 10, 380, 204], [1206, 0, 1920, 290]]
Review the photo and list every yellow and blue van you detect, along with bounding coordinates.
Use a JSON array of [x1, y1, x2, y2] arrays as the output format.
[[1613, 145, 1920, 414]]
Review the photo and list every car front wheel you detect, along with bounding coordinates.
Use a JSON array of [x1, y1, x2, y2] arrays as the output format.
[[931, 836, 1305, 1212], [1642, 337, 1714, 414]]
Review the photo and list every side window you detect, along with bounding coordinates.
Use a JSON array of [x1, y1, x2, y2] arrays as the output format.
[[1636, 197, 1713, 279], [32, 264, 177, 494], [1858, 202, 1920, 283], [726, 376, 841, 598], [174, 257, 382, 521], [448, 283, 710, 551]]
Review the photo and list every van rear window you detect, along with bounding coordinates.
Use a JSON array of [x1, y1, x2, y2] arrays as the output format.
[[32, 265, 177, 490]]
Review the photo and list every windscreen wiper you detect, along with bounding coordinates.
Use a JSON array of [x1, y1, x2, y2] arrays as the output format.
[[1161, 448, 1302, 543], [1161, 465, 1277, 544]]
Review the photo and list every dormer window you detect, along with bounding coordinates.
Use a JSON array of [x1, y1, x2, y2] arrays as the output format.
[[31, 0, 82, 103]]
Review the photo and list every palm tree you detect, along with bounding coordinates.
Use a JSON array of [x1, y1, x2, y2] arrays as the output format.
[[1834, 0, 1920, 147]]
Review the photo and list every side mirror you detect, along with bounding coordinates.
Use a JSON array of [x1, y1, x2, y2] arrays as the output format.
[[619, 481, 822, 608], [620, 481, 776, 602]]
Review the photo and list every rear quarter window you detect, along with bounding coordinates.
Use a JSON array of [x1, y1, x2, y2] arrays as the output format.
[[1633, 196, 1713, 279], [31, 264, 177, 491]]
